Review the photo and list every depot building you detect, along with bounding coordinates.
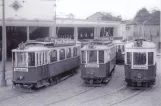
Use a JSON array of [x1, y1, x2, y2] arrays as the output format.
[[0, 0, 126, 58]]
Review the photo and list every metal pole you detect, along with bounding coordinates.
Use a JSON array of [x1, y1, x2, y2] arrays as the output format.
[[1, 0, 7, 86]]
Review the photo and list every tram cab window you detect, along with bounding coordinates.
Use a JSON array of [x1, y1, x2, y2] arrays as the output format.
[[50, 50, 57, 62], [87, 51, 97, 63], [66, 48, 71, 58], [81, 51, 86, 63], [73, 47, 77, 57], [133, 52, 146, 65], [148, 52, 153, 65], [99, 51, 104, 63], [16, 52, 27, 67], [127, 52, 131, 65], [28, 53, 35, 66], [59, 49, 65, 60]]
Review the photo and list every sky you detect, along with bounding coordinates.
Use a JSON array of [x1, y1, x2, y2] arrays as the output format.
[[0, 0, 160, 20], [56, 0, 161, 20]]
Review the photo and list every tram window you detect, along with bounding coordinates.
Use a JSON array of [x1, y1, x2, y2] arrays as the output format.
[[133, 52, 146, 65], [50, 50, 57, 62], [87, 51, 97, 63], [73, 47, 77, 57], [122, 45, 125, 52], [17, 52, 27, 67], [59, 49, 65, 60], [99, 51, 104, 63], [127, 52, 131, 64], [148, 52, 153, 65], [28, 53, 35, 66], [66, 48, 71, 58], [81, 51, 86, 63]]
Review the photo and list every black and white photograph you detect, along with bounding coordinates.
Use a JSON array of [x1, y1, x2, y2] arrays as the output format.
[[0, 0, 160, 106]]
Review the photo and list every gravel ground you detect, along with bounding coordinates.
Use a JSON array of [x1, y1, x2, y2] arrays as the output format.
[[0, 57, 160, 106]]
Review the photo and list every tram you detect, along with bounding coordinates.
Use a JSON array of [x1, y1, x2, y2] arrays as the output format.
[[12, 38, 81, 89], [124, 39, 157, 87], [113, 37, 126, 64], [80, 40, 116, 84]]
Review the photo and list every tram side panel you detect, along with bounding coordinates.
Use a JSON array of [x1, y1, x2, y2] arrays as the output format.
[[48, 57, 80, 77]]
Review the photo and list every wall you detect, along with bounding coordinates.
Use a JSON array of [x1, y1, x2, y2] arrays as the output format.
[[0, 0, 55, 20]]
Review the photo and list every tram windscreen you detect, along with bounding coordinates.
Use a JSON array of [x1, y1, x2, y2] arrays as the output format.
[[81, 51, 86, 63], [133, 52, 146, 65], [99, 51, 104, 63], [87, 51, 97, 63], [28, 53, 35, 66], [148, 52, 153, 65], [17, 52, 27, 67]]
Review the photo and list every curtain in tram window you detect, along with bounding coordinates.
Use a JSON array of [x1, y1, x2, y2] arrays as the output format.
[[66, 48, 71, 58], [50, 50, 57, 62], [60, 49, 65, 60]]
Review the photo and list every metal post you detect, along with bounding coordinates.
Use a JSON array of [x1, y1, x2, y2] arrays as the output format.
[[1, 0, 7, 86]]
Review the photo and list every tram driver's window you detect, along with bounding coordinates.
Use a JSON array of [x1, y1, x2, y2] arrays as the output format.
[[127, 52, 131, 64], [59, 49, 65, 60], [28, 53, 35, 66], [99, 51, 104, 63], [50, 50, 57, 62], [73, 47, 78, 57], [81, 51, 86, 63], [88, 51, 97, 63], [66, 48, 71, 58], [148, 52, 153, 65], [17, 52, 27, 67], [133, 52, 146, 65]]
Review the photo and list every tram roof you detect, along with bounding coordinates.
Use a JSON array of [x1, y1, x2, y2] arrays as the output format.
[[125, 40, 156, 49], [81, 41, 115, 50]]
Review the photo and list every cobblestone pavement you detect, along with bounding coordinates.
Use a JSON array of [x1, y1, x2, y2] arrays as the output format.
[[0, 57, 160, 106]]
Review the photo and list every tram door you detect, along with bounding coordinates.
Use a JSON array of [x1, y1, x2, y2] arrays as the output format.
[[36, 52, 49, 79]]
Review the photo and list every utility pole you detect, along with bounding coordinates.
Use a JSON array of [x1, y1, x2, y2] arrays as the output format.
[[1, 0, 7, 86]]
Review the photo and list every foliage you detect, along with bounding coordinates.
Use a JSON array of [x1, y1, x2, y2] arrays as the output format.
[[101, 12, 122, 21], [133, 8, 160, 25]]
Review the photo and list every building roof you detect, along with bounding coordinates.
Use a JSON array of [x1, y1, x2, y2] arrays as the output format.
[[0, 18, 121, 27]]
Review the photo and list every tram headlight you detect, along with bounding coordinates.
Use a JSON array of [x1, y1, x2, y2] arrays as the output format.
[[19, 76, 24, 80], [137, 73, 142, 79]]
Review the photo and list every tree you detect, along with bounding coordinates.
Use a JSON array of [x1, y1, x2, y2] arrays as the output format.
[[101, 12, 122, 21], [133, 8, 151, 23], [67, 13, 74, 19]]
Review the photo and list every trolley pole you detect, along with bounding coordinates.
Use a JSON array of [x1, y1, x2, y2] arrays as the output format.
[[1, 0, 7, 86]]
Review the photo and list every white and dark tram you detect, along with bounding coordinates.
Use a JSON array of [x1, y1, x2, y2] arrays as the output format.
[[80, 40, 116, 84], [12, 38, 81, 89], [124, 39, 157, 87]]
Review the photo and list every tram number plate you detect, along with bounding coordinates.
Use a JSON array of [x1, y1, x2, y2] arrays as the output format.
[[85, 64, 99, 68], [14, 68, 28, 72]]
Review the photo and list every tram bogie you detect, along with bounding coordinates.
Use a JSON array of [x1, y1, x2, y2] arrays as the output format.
[[124, 39, 157, 87], [12, 38, 81, 89], [80, 41, 116, 85]]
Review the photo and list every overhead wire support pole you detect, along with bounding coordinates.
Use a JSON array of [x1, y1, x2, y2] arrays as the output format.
[[1, 0, 7, 86]]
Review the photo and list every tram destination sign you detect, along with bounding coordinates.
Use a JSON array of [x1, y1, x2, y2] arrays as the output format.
[[14, 68, 28, 72], [54, 39, 76, 46], [85, 64, 99, 68]]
